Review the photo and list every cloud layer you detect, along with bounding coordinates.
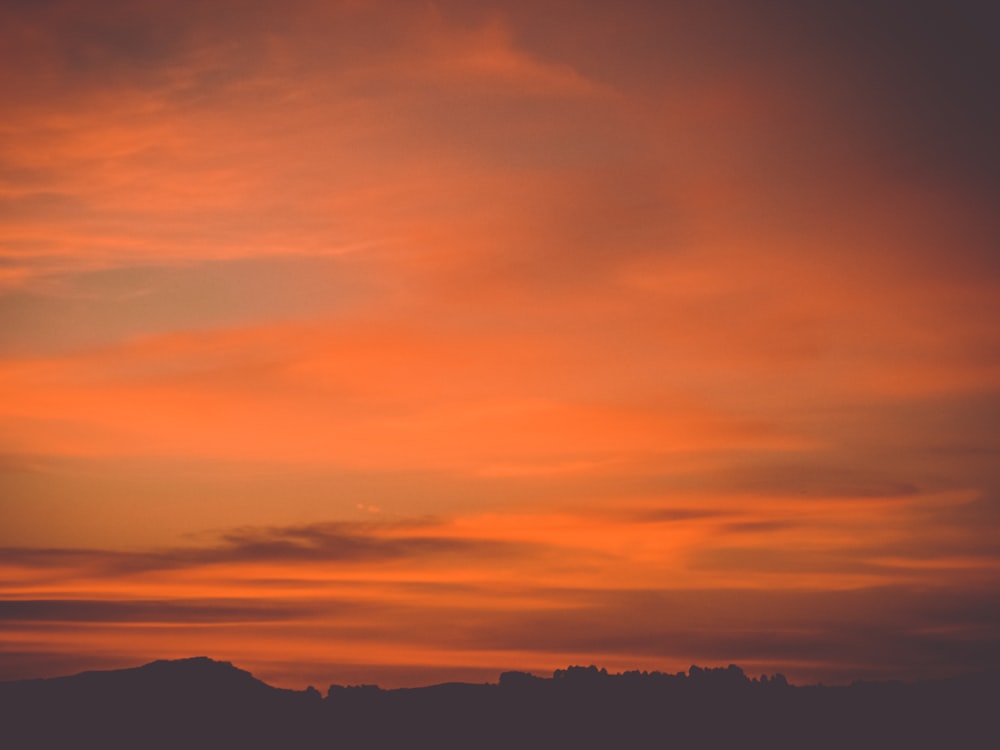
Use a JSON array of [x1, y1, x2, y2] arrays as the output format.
[[1, 0, 998, 687]]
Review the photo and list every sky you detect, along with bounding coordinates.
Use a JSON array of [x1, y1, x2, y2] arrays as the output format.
[[1, 0, 999, 689]]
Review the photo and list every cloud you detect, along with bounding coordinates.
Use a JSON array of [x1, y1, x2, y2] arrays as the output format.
[[624, 508, 726, 524], [0, 598, 310, 623], [213, 521, 537, 565], [1, 0, 999, 691], [0, 518, 547, 577], [0, 0, 619, 281]]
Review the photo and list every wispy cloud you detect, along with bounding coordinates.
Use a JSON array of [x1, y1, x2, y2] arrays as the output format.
[[0, 519, 547, 577], [1, 0, 998, 689]]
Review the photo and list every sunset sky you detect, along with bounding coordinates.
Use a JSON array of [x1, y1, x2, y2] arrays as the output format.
[[1, 0, 999, 689]]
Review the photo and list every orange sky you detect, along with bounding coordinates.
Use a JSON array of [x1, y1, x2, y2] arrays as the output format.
[[2, 0, 999, 689]]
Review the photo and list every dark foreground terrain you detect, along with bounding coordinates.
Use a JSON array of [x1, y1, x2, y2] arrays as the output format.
[[1, 657, 996, 749]]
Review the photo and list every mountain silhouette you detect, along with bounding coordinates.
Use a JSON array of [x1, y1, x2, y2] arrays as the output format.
[[1, 658, 996, 749], [0, 657, 321, 750]]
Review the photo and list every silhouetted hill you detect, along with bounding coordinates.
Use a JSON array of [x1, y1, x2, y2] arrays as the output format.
[[0, 657, 322, 750], [1, 658, 997, 749]]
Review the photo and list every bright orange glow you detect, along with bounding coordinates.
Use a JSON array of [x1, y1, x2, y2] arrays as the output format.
[[1, 0, 998, 689]]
